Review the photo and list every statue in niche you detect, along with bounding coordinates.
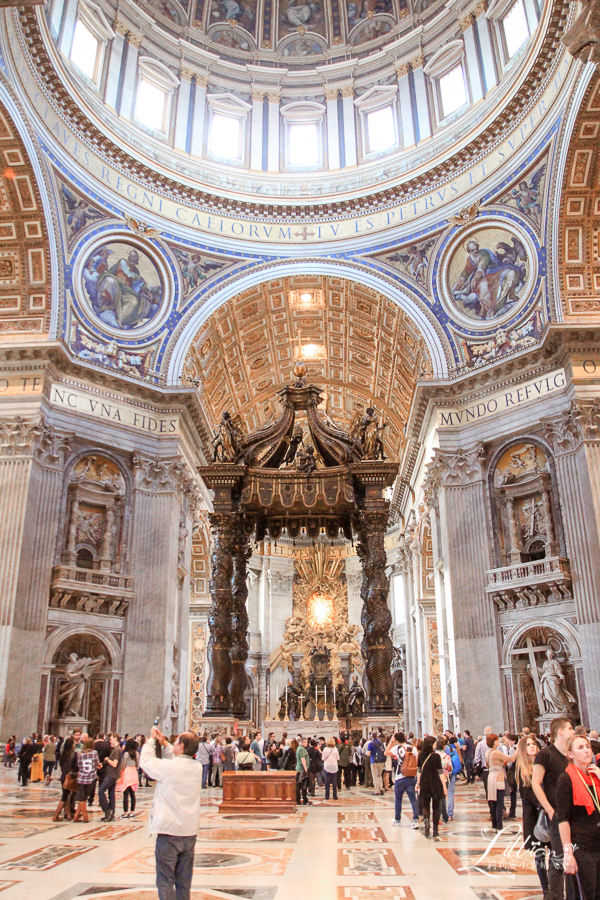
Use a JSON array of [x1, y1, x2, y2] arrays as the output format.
[[536, 648, 577, 715], [212, 411, 245, 462], [350, 408, 387, 459], [347, 674, 366, 716], [58, 652, 106, 717], [171, 667, 180, 714]]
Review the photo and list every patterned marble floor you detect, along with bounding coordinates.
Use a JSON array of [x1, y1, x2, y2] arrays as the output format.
[[0, 767, 544, 900]]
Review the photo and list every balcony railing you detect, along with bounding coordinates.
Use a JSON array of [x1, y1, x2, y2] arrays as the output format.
[[50, 565, 133, 617], [486, 557, 572, 609]]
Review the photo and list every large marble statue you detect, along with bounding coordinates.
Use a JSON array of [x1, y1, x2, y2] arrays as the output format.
[[58, 652, 105, 717], [347, 674, 366, 717], [538, 649, 577, 714]]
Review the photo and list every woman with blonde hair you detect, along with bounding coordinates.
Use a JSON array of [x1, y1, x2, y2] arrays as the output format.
[[515, 734, 549, 895], [322, 737, 340, 801], [556, 734, 600, 900]]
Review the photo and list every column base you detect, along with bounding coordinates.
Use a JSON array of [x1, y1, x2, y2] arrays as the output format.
[[361, 714, 404, 739], [194, 716, 254, 737]]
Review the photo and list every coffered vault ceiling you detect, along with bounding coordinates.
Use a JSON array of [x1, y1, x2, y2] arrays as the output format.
[[183, 275, 432, 461]]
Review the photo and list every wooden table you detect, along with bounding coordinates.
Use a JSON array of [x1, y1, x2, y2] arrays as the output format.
[[219, 770, 297, 814]]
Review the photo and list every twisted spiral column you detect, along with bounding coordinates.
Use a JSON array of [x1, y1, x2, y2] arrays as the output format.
[[229, 520, 251, 718], [205, 513, 235, 716], [358, 511, 394, 713]]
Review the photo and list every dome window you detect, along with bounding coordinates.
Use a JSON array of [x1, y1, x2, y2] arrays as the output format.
[[502, 0, 530, 59], [134, 58, 180, 137], [69, 1, 114, 86], [424, 41, 470, 125], [206, 94, 251, 165], [487, 0, 536, 68], [281, 102, 325, 170], [354, 86, 399, 159], [439, 65, 468, 117]]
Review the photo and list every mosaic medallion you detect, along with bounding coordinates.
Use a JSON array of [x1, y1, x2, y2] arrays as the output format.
[[440, 221, 537, 328], [76, 237, 168, 334]]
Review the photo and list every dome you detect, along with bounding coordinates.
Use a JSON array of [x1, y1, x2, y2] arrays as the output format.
[[1, 0, 568, 215]]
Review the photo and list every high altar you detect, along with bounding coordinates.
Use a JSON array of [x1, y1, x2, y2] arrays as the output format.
[[197, 365, 402, 735]]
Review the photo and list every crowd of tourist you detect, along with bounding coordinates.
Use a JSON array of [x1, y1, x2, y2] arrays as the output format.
[[5, 716, 600, 900]]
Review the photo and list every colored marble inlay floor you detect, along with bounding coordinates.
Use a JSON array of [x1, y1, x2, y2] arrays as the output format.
[[0, 766, 547, 899]]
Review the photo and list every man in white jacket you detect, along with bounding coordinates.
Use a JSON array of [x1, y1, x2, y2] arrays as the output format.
[[140, 727, 201, 900]]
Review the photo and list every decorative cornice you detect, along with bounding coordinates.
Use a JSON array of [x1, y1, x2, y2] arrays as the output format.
[[0, 415, 73, 467], [13, 0, 571, 223]]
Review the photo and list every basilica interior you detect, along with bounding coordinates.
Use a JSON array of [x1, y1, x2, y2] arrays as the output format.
[[0, 0, 599, 761]]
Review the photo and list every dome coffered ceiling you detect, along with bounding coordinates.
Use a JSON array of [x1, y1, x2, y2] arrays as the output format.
[[183, 275, 432, 461]]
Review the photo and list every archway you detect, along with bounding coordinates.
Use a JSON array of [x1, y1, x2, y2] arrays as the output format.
[[168, 264, 449, 382], [43, 629, 122, 735]]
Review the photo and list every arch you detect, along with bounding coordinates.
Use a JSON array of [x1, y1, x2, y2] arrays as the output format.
[[44, 624, 123, 673], [501, 617, 582, 667], [166, 258, 451, 383]]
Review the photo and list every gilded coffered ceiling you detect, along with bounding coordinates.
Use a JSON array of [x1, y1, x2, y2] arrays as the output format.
[[183, 275, 432, 461]]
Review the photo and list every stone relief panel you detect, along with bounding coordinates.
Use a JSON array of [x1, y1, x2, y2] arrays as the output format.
[[492, 442, 558, 566], [456, 305, 545, 367], [50, 453, 133, 617], [0, 101, 51, 336]]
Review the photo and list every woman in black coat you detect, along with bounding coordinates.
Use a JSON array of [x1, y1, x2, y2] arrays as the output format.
[[416, 736, 446, 838]]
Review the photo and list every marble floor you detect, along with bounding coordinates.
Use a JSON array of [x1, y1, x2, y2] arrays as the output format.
[[0, 768, 544, 900]]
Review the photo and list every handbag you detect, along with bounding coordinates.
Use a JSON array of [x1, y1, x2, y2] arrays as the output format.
[[533, 808, 551, 843], [64, 773, 78, 792]]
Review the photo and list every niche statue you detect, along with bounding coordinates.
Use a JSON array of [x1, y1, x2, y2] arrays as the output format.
[[58, 652, 105, 717]]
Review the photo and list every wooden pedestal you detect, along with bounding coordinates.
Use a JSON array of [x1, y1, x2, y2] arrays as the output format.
[[219, 771, 297, 814]]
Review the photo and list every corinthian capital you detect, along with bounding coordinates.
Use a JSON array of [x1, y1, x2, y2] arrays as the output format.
[[133, 452, 195, 494], [574, 398, 600, 441], [542, 406, 583, 455], [425, 444, 485, 495], [0, 416, 73, 467]]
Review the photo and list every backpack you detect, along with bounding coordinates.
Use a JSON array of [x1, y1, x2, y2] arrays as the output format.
[[451, 749, 462, 776], [400, 746, 418, 777], [372, 740, 385, 765]]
